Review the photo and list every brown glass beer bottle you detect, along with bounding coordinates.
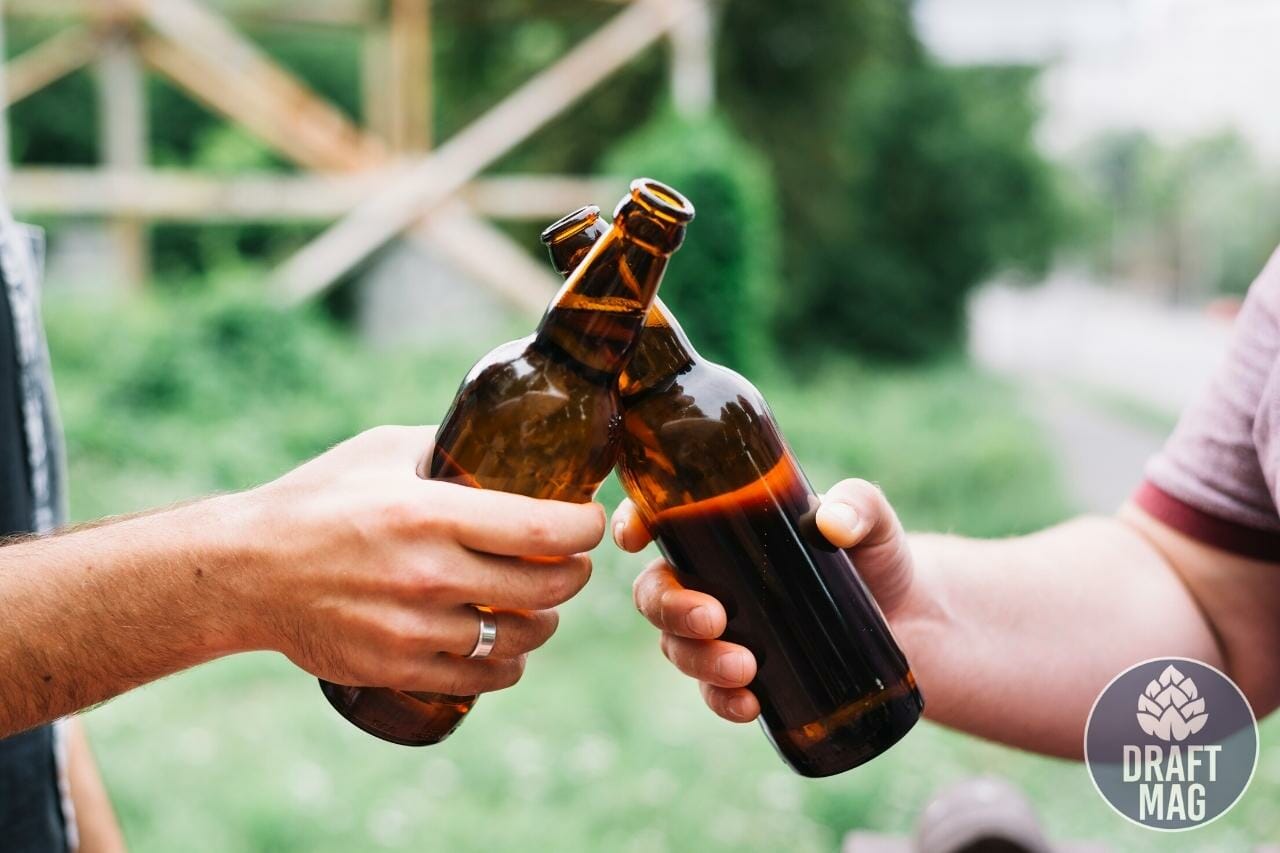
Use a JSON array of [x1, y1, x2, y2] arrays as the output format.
[[542, 206, 923, 777], [320, 179, 695, 746]]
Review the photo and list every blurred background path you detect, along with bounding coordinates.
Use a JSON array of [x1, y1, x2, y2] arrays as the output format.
[[969, 275, 1233, 512]]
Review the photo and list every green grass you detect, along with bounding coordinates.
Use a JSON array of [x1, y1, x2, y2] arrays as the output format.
[[42, 288, 1275, 851]]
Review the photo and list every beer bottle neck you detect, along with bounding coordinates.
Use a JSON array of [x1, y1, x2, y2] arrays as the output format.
[[534, 224, 673, 377], [619, 298, 699, 397]]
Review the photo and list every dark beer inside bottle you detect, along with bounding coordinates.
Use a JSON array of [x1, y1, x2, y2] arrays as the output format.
[[617, 316, 923, 777]]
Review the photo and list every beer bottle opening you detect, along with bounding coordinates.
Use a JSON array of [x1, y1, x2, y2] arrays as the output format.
[[541, 205, 603, 247], [626, 178, 695, 224]]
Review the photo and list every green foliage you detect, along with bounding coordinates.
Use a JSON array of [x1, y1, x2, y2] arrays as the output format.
[[46, 281, 471, 514], [715, 4, 1066, 362], [604, 112, 780, 370], [787, 62, 1065, 361]]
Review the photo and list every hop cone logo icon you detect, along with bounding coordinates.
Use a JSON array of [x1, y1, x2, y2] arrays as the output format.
[[1136, 664, 1209, 742]]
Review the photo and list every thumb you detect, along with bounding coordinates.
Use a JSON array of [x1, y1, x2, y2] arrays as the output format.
[[816, 478, 915, 616], [816, 478, 899, 550]]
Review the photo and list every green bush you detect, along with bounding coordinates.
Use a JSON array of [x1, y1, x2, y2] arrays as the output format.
[[788, 63, 1064, 361], [605, 112, 780, 371]]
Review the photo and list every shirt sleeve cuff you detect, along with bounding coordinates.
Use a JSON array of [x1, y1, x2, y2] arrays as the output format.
[[1133, 480, 1280, 562]]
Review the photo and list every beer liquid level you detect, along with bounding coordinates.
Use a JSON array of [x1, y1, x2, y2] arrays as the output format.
[[649, 456, 922, 777], [614, 302, 922, 777]]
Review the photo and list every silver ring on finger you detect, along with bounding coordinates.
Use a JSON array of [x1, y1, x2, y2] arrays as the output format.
[[467, 606, 498, 660]]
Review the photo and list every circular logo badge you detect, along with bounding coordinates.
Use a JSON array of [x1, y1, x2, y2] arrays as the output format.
[[1085, 657, 1258, 830]]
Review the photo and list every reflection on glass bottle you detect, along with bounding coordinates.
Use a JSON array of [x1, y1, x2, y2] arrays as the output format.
[[543, 207, 923, 777], [320, 180, 695, 746]]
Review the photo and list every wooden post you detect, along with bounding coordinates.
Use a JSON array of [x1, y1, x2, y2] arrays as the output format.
[[96, 25, 149, 288], [388, 0, 430, 153], [669, 0, 713, 116], [361, 3, 392, 144]]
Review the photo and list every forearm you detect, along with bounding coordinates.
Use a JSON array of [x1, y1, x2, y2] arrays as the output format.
[[895, 515, 1222, 758], [0, 495, 256, 737]]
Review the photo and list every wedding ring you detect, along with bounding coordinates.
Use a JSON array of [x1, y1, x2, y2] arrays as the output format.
[[467, 606, 498, 660]]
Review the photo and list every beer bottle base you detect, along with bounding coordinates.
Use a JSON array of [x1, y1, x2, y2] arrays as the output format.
[[763, 680, 926, 778], [318, 679, 472, 747]]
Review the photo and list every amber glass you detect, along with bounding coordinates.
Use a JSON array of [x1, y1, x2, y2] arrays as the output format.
[[320, 179, 695, 746], [544, 206, 923, 776]]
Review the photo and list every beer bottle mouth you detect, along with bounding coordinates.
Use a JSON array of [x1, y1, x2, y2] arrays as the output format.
[[540, 205, 602, 246], [629, 178, 695, 224]]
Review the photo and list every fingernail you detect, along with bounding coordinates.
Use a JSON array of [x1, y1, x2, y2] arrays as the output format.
[[686, 605, 714, 637], [715, 652, 747, 684], [826, 502, 860, 536], [728, 695, 753, 720]]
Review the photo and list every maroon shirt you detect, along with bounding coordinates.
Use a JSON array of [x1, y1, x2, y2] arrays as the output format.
[[1136, 248, 1280, 561]]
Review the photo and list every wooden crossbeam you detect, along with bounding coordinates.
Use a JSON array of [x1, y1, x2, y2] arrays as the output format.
[[4, 0, 378, 27], [6, 168, 626, 223], [122, 0, 564, 308], [3, 25, 103, 107], [2, 0, 657, 311], [269, 0, 695, 303], [409, 203, 558, 315], [127, 0, 384, 172]]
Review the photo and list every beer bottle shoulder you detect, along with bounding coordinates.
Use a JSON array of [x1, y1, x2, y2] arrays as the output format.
[[619, 359, 786, 497], [431, 333, 622, 498], [456, 335, 536, 385], [628, 359, 769, 421]]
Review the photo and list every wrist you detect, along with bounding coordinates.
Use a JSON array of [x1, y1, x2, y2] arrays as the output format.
[[890, 534, 954, 687], [169, 490, 277, 657]]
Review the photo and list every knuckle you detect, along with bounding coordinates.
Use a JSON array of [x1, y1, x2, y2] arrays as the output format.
[[497, 658, 526, 689], [438, 671, 472, 698], [381, 615, 433, 656], [540, 559, 590, 607], [378, 495, 429, 535], [377, 658, 423, 691], [582, 503, 607, 544], [394, 559, 449, 600], [522, 514, 556, 552], [659, 632, 676, 664], [470, 659, 523, 694], [514, 609, 558, 652], [632, 571, 651, 613]]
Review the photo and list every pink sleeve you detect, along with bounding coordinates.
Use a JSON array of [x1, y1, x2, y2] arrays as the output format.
[[1135, 249, 1280, 561]]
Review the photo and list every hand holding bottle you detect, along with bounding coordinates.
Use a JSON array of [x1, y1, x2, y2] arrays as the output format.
[[614, 477, 920, 725], [248, 425, 603, 697]]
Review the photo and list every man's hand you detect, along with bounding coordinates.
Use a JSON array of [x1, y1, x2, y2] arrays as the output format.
[[614, 478, 914, 724], [0, 425, 606, 737], [237, 425, 605, 697]]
